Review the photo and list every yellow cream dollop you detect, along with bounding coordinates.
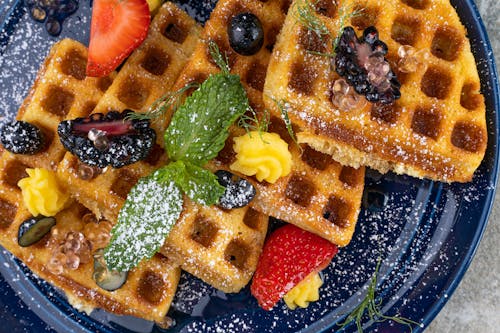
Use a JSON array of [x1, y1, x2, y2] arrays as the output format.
[[18, 168, 69, 217], [283, 272, 323, 310], [230, 131, 292, 183]]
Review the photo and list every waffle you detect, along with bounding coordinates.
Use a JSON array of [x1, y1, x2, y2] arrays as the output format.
[[12, 38, 114, 171], [57, 2, 202, 222], [0, 155, 180, 322], [0, 40, 180, 322], [264, 0, 487, 183], [162, 0, 365, 248]]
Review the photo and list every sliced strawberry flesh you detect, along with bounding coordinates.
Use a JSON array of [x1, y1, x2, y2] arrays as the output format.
[[86, 0, 150, 77], [251, 224, 338, 311]]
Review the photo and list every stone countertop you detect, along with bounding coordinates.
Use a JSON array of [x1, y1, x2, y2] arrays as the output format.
[[427, 0, 499, 332]]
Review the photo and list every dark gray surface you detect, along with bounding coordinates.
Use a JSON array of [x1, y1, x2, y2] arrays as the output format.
[[427, 1, 499, 331]]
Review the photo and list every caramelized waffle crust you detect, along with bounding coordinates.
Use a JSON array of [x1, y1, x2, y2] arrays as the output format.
[[13, 38, 114, 171], [55, 2, 264, 293], [162, 0, 365, 249], [57, 2, 202, 222], [0, 38, 180, 321], [0, 158, 180, 322], [264, 0, 487, 183]]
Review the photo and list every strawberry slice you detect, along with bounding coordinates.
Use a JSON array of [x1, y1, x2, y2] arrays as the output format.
[[86, 0, 150, 77], [250, 224, 338, 310]]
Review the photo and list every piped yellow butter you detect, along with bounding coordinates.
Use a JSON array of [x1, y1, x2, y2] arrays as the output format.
[[283, 272, 323, 310], [230, 131, 292, 183], [18, 168, 69, 217]]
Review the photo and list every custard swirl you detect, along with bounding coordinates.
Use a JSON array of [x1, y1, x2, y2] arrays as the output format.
[[230, 131, 292, 184], [18, 168, 69, 216], [283, 272, 323, 310]]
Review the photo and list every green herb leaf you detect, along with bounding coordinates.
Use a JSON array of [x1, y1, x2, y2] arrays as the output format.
[[166, 160, 225, 206], [272, 97, 298, 146], [165, 73, 249, 166], [294, 0, 330, 37], [208, 40, 231, 74], [337, 258, 421, 332], [125, 82, 200, 122], [104, 168, 183, 272], [333, 4, 365, 51]]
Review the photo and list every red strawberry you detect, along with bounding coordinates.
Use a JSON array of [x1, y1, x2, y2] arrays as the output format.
[[250, 224, 338, 311], [86, 0, 150, 77]]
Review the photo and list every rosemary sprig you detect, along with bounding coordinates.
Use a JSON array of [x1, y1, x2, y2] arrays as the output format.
[[208, 39, 231, 74], [294, 0, 330, 37], [337, 258, 421, 333], [272, 98, 298, 146], [125, 82, 199, 122], [333, 4, 365, 50], [238, 107, 270, 135]]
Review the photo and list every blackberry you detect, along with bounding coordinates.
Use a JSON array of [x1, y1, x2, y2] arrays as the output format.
[[58, 110, 156, 168], [333, 26, 400, 104], [215, 170, 256, 209], [228, 12, 264, 56], [0, 120, 45, 154]]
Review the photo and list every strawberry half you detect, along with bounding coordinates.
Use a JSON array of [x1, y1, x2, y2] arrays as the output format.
[[86, 0, 150, 77], [250, 224, 338, 310]]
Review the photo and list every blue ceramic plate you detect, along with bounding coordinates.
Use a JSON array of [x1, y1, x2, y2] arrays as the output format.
[[0, 0, 498, 332]]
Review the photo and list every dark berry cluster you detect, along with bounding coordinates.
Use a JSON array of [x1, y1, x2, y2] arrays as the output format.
[[24, 0, 78, 36], [0, 120, 45, 154], [215, 170, 256, 209], [58, 110, 156, 168], [334, 26, 401, 104]]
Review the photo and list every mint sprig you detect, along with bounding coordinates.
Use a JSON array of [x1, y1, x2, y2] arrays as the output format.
[[164, 160, 225, 206], [104, 44, 250, 271], [104, 169, 183, 271], [165, 73, 249, 165]]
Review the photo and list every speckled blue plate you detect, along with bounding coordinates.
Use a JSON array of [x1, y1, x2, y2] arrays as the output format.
[[0, 0, 498, 332]]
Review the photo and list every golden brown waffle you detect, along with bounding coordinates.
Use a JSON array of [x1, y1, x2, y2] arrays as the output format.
[[0, 153, 179, 322], [55, 3, 265, 293], [159, 0, 294, 292], [0, 37, 181, 323], [264, 0, 487, 183], [162, 0, 364, 248], [13, 38, 114, 171], [162, 199, 268, 293], [57, 2, 202, 222]]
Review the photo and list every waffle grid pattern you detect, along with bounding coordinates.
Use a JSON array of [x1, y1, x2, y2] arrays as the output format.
[[57, 3, 203, 222], [0, 38, 180, 322], [162, 0, 364, 251], [264, 0, 487, 183]]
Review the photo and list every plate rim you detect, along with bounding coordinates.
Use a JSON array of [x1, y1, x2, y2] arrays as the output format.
[[0, 0, 499, 332]]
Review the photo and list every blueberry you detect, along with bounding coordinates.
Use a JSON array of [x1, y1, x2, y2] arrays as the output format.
[[363, 26, 379, 44], [93, 249, 128, 291], [215, 170, 256, 209], [0, 120, 45, 154], [228, 12, 264, 56], [18, 216, 56, 247]]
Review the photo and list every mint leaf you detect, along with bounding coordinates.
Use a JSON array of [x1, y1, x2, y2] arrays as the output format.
[[165, 73, 249, 165], [104, 169, 183, 272], [168, 160, 225, 205]]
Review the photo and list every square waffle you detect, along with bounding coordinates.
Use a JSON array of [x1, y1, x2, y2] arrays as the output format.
[[57, 2, 203, 222], [0, 40, 180, 322], [13, 38, 114, 171], [55, 2, 265, 293], [161, 0, 365, 248], [264, 0, 487, 183]]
